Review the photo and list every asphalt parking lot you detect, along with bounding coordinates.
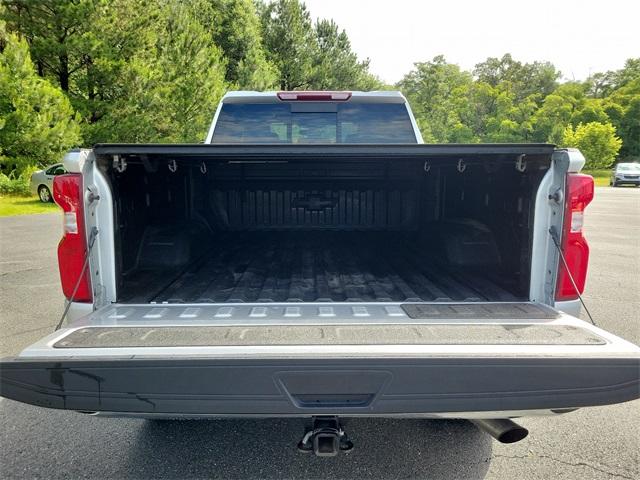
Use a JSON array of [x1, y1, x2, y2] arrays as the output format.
[[1, 187, 638, 479]]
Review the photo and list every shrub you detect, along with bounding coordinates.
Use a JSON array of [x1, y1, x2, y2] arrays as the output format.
[[0, 166, 36, 196], [561, 122, 623, 169]]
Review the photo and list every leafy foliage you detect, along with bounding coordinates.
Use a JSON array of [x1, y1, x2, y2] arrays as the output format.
[[1, 0, 101, 92], [0, 22, 81, 174], [473, 54, 560, 103], [398, 56, 473, 142], [310, 19, 381, 90], [562, 122, 622, 169], [84, 1, 227, 143], [602, 78, 640, 160], [258, 0, 380, 90], [199, 0, 278, 89], [0, 167, 36, 196], [258, 0, 316, 90], [400, 55, 640, 162]]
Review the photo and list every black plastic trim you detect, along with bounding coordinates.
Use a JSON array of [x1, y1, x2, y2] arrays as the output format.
[[1, 357, 638, 415], [93, 143, 556, 159], [401, 302, 559, 320]]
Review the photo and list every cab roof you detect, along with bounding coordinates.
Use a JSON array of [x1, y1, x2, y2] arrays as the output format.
[[221, 90, 408, 104]]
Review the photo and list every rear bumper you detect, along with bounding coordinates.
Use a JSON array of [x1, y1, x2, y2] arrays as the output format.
[[1, 356, 638, 416], [4, 302, 639, 417], [614, 178, 640, 185]]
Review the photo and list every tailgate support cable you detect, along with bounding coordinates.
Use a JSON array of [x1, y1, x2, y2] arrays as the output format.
[[55, 227, 99, 331], [549, 226, 596, 326]]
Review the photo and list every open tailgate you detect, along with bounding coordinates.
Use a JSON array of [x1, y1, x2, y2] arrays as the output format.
[[1, 302, 639, 416]]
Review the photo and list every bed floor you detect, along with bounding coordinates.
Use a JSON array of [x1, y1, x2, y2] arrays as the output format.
[[120, 232, 524, 303]]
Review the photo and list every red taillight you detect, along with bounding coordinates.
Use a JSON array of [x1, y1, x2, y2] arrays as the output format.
[[53, 174, 92, 302], [277, 91, 352, 101], [555, 173, 594, 301]]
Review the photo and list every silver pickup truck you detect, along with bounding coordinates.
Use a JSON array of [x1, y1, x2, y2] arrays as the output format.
[[2, 91, 638, 455]]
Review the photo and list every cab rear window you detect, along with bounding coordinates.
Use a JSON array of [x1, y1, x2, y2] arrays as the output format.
[[212, 103, 417, 144]]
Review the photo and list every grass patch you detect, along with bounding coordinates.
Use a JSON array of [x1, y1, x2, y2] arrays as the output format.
[[0, 195, 60, 216], [583, 169, 610, 187]]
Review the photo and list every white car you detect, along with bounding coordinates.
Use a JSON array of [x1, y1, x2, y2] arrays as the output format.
[[610, 162, 640, 187], [30, 163, 67, 202]]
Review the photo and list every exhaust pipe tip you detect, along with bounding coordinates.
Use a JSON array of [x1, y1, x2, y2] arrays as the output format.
[[495, 425, 529, 444], [471, 419, 529, 444]]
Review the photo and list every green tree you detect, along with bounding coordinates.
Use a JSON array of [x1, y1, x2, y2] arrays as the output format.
[[617, 95, 640, 159], [258, 1, 379, 91], [1, 0, 101, 92], [562, 122, 622, 169], [85, 1, 226, 143], [399, 56, 474, 142], [473, 54, 560, 103], [587, 58, 640, 98], [2, 0, 163, 137], [481, 87, 538, 142], [258, 0, 316, 90], [310, 19, 380, 90], [402, 55, 552, 144], [530, 83, 598, 143], [74, 0, 163, 132], [602, 77, 640, 159], [199, 0, 277, 89], [0, 24, 81, 173]]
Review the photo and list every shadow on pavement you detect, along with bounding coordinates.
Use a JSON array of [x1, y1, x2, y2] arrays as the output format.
[[125, 418, 492, 479]]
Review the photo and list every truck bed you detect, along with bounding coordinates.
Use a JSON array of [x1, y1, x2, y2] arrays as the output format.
[[120, 232, 522, 304]]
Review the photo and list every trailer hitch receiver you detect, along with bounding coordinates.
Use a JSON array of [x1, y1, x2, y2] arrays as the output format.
[[297, 416, 353, 457]]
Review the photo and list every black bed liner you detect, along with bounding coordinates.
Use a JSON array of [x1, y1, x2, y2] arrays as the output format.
[[121, 232, 523, 304]]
